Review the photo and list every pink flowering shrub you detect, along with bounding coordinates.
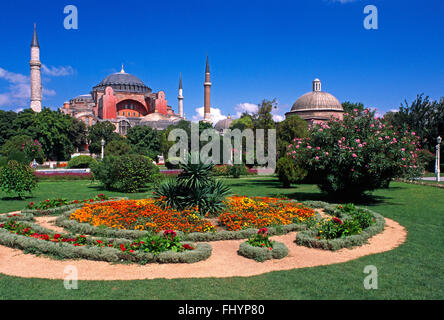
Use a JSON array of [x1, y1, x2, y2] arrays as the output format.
[[287, 109, 423, 197]]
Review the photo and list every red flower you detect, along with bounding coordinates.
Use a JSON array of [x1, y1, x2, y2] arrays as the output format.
[[120, 244, 126, 252], [332, 217, 343, 225], [53, 234, 61, 240], [182, 244, 194, 250]]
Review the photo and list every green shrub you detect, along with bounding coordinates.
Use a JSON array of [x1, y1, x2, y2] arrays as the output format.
[[276, 157, 307, 188], [238, 241, 288, 262], [228, 164, 250, 178], [417, 149, 435, 173], [287, 109, 424, 197], [68, 155, 97, 168], [165, 157, 181, 169], [91, 155, 160, 192], [0, 160, 37, 199], [104, 140, 132, 157], [90, 156, 119, 190]]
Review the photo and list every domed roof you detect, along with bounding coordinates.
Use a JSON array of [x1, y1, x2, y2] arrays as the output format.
[[291, 79, 343, 112], [93, 67, 152, 94], [214, 116, 233, 132]]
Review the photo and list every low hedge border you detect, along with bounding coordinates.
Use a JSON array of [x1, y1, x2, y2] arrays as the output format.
[[56, 207, 313, 242], [0, 222, 212, 264], [0, 212, 34, 222], [295, 208, 386, 251], [238, 241, 288, 262], [20, 197, 127, 216]]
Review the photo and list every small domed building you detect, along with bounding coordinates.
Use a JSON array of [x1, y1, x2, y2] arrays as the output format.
[[285, 78, 344, 124], [214, 115, 233, 135]]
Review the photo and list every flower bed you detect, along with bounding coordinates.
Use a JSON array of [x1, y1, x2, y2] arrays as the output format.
[[295, 204, 386, 250], [66, 197, 316, 239], [0, 219, 211, 264], [238, 228, 289, 262], [218, 196, 316, 231]]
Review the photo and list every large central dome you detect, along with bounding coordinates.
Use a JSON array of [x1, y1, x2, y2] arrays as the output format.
[[93, 67, 152, 94]]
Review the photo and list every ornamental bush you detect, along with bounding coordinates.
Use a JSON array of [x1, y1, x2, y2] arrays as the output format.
[[287, 109, 424, 197], [0, 160, 37, 199], [68, 155, 97, 168], [276, 157, 307, 188], [91, 155, 160, 192]]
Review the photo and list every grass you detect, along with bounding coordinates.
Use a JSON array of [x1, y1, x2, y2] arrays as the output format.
[[0, 177, 443, 300]]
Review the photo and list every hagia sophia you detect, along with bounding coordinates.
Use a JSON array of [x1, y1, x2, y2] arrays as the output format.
[[29, 25, 344, 135]]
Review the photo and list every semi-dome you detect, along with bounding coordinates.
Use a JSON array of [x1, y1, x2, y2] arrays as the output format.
[[92, 67, 152, 94], [291, 79, 343, 112]]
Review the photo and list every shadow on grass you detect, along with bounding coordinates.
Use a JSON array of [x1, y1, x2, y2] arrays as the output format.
[[0, 195, 32, 201], [86, 184, 152, 194]]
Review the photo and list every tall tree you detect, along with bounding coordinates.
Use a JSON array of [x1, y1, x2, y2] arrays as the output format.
[[386, 94, 444, 152], [342, 101, 365, 115], [126, 125, 162, 160], [87, 121, 119, 155], [276, 115, 309, 158], [0, 110, 18, 148]]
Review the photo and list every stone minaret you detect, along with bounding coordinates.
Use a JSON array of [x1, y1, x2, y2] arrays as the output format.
[[203, 55, 211, 122], [178, 73, 184, 118], [30, 24, 42, 113]]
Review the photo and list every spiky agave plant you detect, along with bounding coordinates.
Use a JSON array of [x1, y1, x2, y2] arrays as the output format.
[[154, 153, 232, 216], [177, 153, 215, 190]]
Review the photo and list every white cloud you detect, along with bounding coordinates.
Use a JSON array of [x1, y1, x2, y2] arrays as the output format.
[[234, 102, 258, 118], [192, 107, 227, 124], [0, 67, 58, 108], [42, 65, 75, 77]]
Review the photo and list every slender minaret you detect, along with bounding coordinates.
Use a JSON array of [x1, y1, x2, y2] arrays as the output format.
[[30, 24, 42, 113], [203, 55, 211, 122], [178, 73, 184, 118]]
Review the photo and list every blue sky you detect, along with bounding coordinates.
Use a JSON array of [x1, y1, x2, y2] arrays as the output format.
[[0, 0, 443, 122]]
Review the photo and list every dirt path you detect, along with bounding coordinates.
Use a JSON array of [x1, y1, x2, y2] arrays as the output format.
[[0, 217, 406, 281]]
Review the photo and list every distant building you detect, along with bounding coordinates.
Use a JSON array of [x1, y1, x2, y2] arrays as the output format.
[[285, 78, 344, 124]]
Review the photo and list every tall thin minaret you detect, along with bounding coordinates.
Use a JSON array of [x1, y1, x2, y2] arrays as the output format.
[[178, 73, 184, 118], [203, 55, 211, 122], [30, 24, 42, 113]]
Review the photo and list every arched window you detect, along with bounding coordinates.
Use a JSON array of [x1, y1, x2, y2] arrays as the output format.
[[119, 120, 130, 136]]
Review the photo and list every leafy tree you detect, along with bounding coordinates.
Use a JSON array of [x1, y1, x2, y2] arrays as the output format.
[[342, 101, 365, 115], [126, 125, 161, 159], [0, 110, 18, 148], [104, 139, 132, 157], [10, 108, 86, 161], [87, 121, 118, 155], [0, 160, 37, 199], [276, 115, 308, 158], [385, 94, 444, 153], [1, 135, 32, 158], [230, 113, 254, 131]]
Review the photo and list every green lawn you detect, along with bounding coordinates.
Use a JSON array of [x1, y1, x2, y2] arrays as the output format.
[[0, 177, 443, 300]]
